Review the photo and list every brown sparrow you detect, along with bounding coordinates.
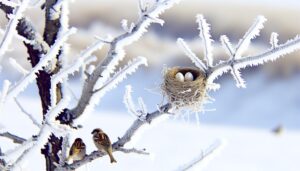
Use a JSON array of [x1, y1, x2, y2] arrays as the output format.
[[67, 138, 86, 162], [92, 128, 117, 163]]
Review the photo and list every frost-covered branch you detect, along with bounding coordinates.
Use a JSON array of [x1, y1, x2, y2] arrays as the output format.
[[93, 57, 148, 94], [45, 96, 71, 124], [234, 16, 266, 59], [5, 28, 76, 100], [0, 0, 18, 8], [114, 103, 172, 148], [220, 35, 234, 57], [117, 147, 149, 155], [209, 34, 300, 87], [121, 19, 135, 33], [270, 32, 279, 49], [0, 29, 31, 44], [5, 96, 71, 170], [138, 97, 148, 115], [62, 103, 172, 170], [68, 0, 181, 123], [178, 15, 300, 90], [124, 85, 140, 117], [0, 1, 50, 73], [123, 85, 148, 121], [57, 134, 70, 167], [177, 38, 207, 72], [50, 40, 104, 106], [0, 94, 70, 170], [61, 146, 148, 171], [0, 80, 10, 112], [0, 0, 30, 62], [196, 14, 214, 68]]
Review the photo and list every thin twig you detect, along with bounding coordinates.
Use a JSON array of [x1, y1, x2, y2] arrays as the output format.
[[0, 132, 26, 144], [117, 147, 150, 155], [176, 139, 225, 171], [0, 0, 31, 62], [14, 98, 41, 128]]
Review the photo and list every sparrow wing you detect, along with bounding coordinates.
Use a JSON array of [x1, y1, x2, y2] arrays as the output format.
[[69, 143, 76, 156], [99, 133, 112, 147], [78, 141, 86, 149]]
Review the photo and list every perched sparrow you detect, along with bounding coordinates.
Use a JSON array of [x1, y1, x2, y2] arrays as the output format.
[[67, 138, 86, 162], [92, 128, 117, 163]]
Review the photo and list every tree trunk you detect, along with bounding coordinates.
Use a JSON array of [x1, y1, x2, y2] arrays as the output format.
[[40, 0, 64, 170]]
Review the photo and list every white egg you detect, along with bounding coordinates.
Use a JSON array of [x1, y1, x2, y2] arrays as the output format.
[[184, 72, 194, 81], [175, 72, 184, 82]]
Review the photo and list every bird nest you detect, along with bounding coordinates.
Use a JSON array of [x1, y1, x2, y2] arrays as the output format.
[[162, 67, 207, 111]]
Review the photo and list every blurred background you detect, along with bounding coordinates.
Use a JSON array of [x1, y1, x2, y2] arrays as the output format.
[[1, 0, 300, 170]]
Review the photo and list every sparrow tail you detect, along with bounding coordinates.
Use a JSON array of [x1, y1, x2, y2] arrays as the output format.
[[108, 153, 117, 163]]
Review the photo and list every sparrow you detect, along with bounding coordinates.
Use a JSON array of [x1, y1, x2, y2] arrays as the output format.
[[67, 138, 86, 162], [92, 128, 117, 163], [272, 124, 283, 135]]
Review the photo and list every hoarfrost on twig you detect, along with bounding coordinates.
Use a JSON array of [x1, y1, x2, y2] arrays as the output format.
[[178, 15, 300, 90], [0, 0, 31, 62]]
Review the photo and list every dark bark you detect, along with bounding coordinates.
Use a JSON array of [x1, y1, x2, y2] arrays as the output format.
[[40, 1, 64, 171], [0, 147, 6, 167]]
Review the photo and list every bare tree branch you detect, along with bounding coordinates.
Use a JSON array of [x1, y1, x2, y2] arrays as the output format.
[[0, 132, 26, 144]]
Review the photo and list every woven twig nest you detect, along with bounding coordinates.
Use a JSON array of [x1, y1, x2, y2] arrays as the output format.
[[162, 67, 207, 111]]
